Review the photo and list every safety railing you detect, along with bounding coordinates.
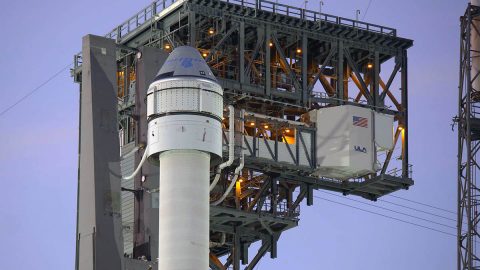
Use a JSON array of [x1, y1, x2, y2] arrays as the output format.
[[259, 200, 300, 218], [106, 0, 177, 41], [387, 164, 413, 179], [225, 0, 396, 36], [311, 92, 393, 110]]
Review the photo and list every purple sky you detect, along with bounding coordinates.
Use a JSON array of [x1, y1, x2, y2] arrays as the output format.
[[0, 0, 466, 269]]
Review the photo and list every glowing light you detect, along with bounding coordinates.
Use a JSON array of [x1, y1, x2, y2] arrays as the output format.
[[367, 63, 373, 69], [264, 125, 269, 129], [285, 129, 291, 133], [250, 122, 255, 126], [236, 180, 242, 197], [165, 44, 171, 49], [296, 48, 302, 54], [208, 28, 215, 35], [269, 42, 273, 47], [202, 52, 208, 57], [398, 126, 404, 131]]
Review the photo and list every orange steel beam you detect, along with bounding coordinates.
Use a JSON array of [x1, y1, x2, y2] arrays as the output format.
[[209, 253, 227, 270], [379, 78, 402, 111], [318, 73, 336, 96], [350, 72, 370, 101]]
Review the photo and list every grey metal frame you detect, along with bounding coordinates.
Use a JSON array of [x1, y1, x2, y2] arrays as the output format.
[[457, 4, 480, 269]]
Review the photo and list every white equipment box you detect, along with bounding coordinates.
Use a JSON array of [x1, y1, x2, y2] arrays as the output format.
[[309, 105, 394, 180]]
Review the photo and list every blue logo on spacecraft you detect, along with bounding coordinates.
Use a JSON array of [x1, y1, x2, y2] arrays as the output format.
[[181, 58, 193, 68]]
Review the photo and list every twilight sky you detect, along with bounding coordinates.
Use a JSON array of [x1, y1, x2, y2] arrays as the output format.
[[0, 0, 466, 269]]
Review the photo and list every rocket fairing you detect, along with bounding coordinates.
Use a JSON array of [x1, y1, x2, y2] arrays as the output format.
[[146, 46, 223, 270]]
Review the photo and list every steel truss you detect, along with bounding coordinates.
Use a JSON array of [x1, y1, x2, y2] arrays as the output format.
[[458, 4, 480, 270], [73, 0, 413, 269]]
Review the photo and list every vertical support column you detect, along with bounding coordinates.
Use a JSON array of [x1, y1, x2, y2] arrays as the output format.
[[337, 41, 344, 104], [466, 17, 474, 270], [343, 64, 349, 101], [76, 34, 123, 270], [465, 3, 480, 268], [306, 185, 313, 206], [265, 24, 271, 97], [124, 57, 131, 101], [241, 242, 249, 265], [301, 33, 308, 105], [189, 11, 196, 47], [240, 21, 245, 84], [400, 49, 409, 178], [373, 51, 381, 109], [134, 47, 168, 260], [457, 22, 463, 270], [270, 177, 278, 215], [233, 232, 241, 270], [458, 9, 473, 270], [270, 235, 277, 259]]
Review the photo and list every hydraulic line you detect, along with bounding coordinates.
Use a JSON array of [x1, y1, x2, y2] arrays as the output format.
[[212, 109, 245, 206], [210, 105, 235, 191], [122, 145, 149, 180]]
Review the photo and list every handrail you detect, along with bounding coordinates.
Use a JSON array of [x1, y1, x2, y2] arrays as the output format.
[[228, 0, 396, 36]]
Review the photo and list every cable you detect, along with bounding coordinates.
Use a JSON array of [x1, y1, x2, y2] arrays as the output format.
[[316, 196, 458, 238], [378, 198, 457, 222], [0, 62, 73, 118], [318, 191, 456, 229], [320, 190, 456, 222], [362, 0, 373, 20], [387, 194, 456, 215]]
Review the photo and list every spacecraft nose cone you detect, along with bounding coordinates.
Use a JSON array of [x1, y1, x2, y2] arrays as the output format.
[[154, 46, 217, 82]]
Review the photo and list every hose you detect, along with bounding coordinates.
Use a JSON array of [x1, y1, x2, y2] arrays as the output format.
[[123, 145, 149, 180], [212, 109, 245, 206], [209, 105, 235, 191]]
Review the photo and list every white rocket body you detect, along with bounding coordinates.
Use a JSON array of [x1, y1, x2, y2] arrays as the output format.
[[146, 46, 223, 270]]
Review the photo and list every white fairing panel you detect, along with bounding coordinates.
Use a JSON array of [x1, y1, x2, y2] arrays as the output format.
[[148, 114, 222, 158], [375, 113, 394, 151]]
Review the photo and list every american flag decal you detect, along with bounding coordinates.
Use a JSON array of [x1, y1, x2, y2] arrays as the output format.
[[352, 116, 368, 128]]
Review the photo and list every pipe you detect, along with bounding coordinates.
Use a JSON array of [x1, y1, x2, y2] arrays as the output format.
[[209, 105, 235, 191], [122, 145, 149, 180], [212, 109, 245, 206], [209, 232, 226, 248]]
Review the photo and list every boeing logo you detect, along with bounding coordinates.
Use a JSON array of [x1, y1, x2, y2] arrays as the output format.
[[181, 58, 193, 68], [354, 145, 367, 153]]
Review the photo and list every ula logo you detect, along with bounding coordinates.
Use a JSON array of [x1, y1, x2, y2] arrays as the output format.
[[354, 145, 367, 153]]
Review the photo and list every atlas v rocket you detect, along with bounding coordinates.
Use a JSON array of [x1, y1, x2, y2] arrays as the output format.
[[144, 46, 223, 270]]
